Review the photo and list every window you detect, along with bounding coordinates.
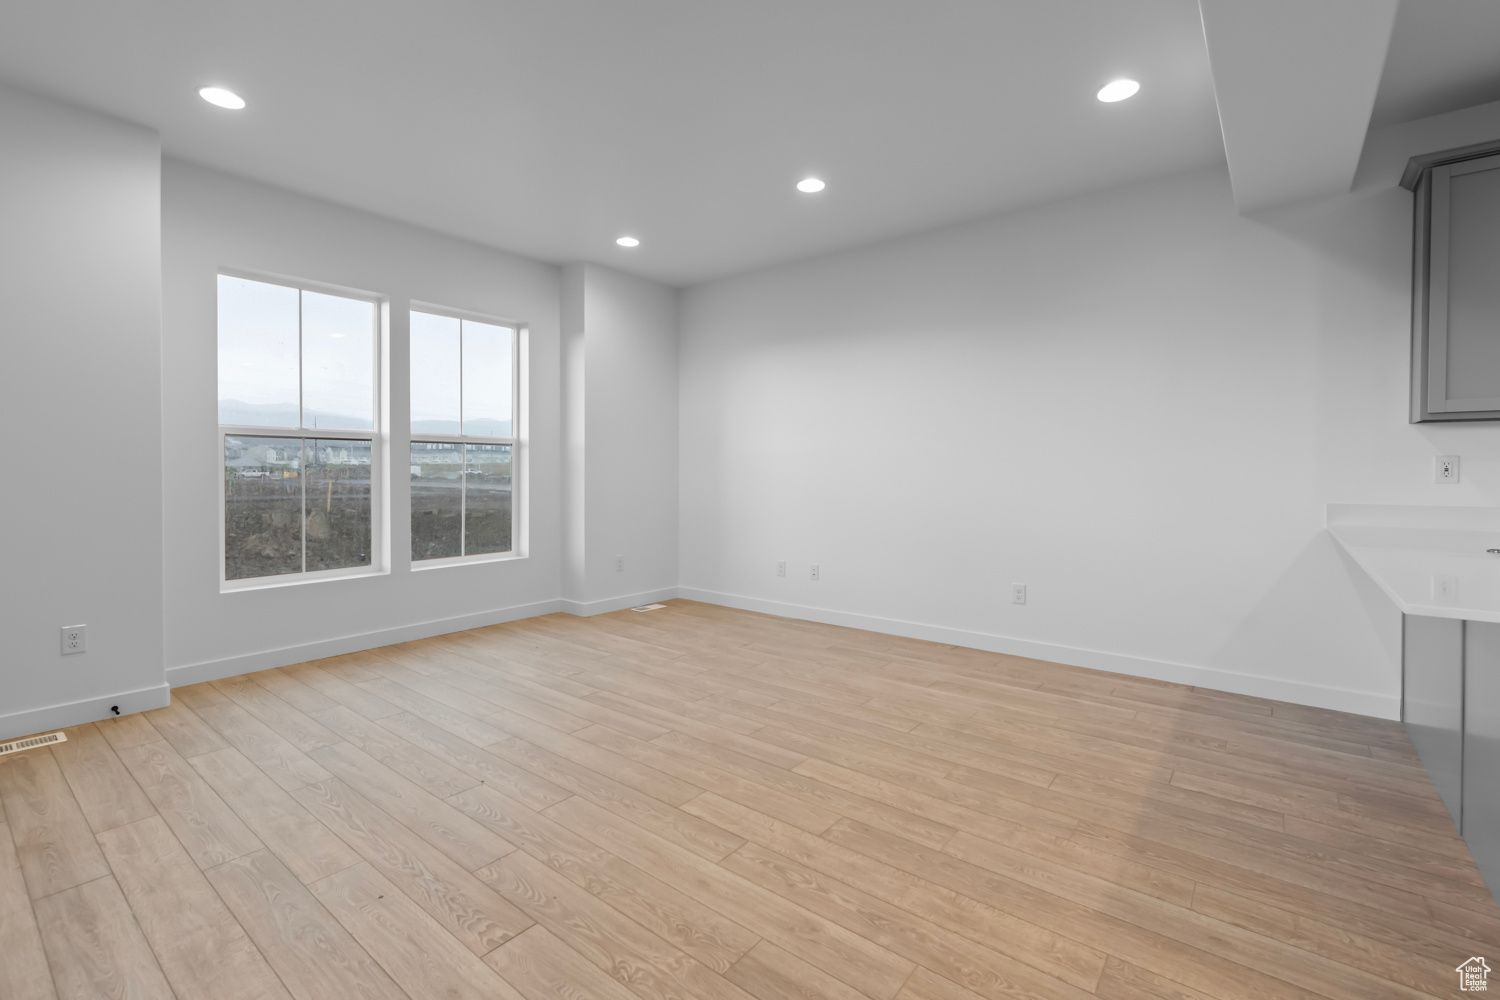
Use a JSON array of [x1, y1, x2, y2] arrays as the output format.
[[410, 309, 517, 562], [218, 274, 380, 583]]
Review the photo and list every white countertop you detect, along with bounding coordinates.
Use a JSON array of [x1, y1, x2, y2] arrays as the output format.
[[1328, 503, 1500, 622]]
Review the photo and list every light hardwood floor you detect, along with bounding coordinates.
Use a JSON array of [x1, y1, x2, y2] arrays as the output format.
[[1, 600, 1495, 1000]]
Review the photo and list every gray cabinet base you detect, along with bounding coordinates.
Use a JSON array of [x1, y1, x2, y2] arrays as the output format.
[[1464, 621, 1500, 894], [1403, 614, 1500, 901], [1403, 614, 1463, 829]]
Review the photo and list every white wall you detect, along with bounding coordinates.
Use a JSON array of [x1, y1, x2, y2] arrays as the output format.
[[0, 83, 166, 740], [161, 160, 564, 684], [561, 265, 589, 605], [11, 79, 1497, 732], [560, 264, 680, 612], [678, 128, 1500, 718]]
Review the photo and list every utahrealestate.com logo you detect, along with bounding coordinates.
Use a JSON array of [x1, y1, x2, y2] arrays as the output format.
[[1460, 957, 1491, 991]]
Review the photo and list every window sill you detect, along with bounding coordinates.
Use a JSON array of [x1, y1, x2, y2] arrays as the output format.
[[220, 565, 388, 594], [411, 551, 527, 572]]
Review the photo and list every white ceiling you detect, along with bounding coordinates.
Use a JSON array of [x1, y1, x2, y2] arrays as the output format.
[[0, 1, 1496, 285], [1372, 0, 1500, 128], [0, 0, 1225, 285]]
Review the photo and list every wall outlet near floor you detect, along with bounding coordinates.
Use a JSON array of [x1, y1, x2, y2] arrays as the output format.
[[1436, 455, 1460, 484], [615, 555, 625, 572], [810, 564, 820, 582], [1011, 584, 1027, 605], [776, 560, 786, 577], [61, 625, 86, 655]]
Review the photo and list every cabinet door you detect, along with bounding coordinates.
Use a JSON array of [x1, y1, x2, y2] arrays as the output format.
[[1417, 152, 1500, 420], [1405, 614, 1463, 827], [1464, 621, 1500, 895]]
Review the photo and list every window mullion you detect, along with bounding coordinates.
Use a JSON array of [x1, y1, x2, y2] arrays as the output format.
[[298, 290, 305, 430], [300, 438, 308, 573], [299, 291, 306, 574], [458, 320, 465, 555], [513, 325, 519, 546]]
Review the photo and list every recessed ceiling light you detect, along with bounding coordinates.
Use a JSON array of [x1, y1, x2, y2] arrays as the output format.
[[199, 86, 246, 110], [616, 236, 640, 248], [797, 177, 826, 194], [1096, 79, 1140, 103]]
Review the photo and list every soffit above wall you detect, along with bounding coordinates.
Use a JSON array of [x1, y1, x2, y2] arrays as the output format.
[[1198, 0, 1399, 214]]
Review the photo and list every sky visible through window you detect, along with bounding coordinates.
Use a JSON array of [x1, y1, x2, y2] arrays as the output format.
[[218, 285, 511, 435], [410, 310, 513, 436], [410, 311, 460, 433], [218, 275, 375, 429]]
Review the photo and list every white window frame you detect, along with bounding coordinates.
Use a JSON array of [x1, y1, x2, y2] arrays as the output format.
[[218, 269, 387, 592], [409, 302, 524, 570]]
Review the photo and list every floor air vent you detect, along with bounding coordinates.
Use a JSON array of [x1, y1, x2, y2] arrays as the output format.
[[630, 604, 667, 612], [0, 731, 67, 757]]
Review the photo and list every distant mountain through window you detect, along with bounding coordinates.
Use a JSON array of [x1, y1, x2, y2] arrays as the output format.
[[219, 399, 372, 431]]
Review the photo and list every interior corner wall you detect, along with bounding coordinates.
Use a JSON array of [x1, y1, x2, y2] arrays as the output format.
[[677, 161, 1489, 719], [560, 264, 680, 613], [561, 264, 589, 605], [0, 82, 166, 740], [160, 160, 563, 685]]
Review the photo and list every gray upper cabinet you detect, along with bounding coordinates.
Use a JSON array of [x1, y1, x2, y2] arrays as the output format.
[[1406, 142, 1500, 422]]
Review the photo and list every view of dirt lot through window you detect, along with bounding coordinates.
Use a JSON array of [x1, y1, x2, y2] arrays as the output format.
[[224, 436, 372, 579], [410, 442, 512, 561]]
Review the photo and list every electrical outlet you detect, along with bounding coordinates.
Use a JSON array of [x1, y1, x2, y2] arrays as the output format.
[[776, 560, 786, 577], [810, 564, 820, 582], [1011, 584, 1027, 605], [1436, 455, 1460, 484], [615, 555, 625, 573], [61, 625, 87, 655]]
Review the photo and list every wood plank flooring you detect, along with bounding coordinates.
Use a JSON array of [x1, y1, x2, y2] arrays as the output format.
[[1, 599, 1495, 1000]]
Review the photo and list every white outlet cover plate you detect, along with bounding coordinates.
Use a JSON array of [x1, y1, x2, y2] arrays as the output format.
[[61, 625, 87, 654]]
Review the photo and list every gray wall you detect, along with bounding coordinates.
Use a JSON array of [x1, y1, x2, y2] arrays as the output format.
[[160, 160, 566, 684], [0, 89, 683, 741], [678, 162, 1417, 716], [0, 82, 167, 737], [561, 264, 680, 610]]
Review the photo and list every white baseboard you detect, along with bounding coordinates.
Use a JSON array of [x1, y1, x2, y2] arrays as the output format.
[[167, 586, 679, 689], [157, 581, 1398, 721], [166, 598, 566, 688], [677, 586, 1400, 720], [558, 587, 682, 618], [0, 682, 171, 743]]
